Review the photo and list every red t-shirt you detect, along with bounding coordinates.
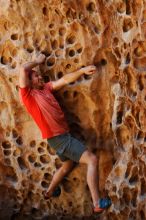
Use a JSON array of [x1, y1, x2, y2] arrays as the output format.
[[19, 82, 69, 139]]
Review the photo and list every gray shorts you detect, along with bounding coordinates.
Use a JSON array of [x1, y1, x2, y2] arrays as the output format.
[[47, 133, 86, 162]]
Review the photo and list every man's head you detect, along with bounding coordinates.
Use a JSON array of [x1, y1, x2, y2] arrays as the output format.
[[28, 70, 44, 89]]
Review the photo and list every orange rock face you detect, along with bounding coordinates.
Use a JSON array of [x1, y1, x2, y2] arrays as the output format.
[[0, 0, 146, 219]]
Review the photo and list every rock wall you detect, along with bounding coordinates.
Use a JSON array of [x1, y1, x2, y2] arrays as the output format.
[[0, 0, 146, 219]]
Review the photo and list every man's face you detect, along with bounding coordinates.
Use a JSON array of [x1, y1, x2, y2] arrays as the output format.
[[31, 71, 44, 89]]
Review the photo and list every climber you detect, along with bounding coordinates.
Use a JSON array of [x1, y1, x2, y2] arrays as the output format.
[[19, 54, 111, 213]]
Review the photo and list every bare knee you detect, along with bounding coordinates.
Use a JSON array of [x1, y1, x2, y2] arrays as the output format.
[[88, 154, 97, 166], [80, 151, 97, 166], [60, 161, 74, 175]]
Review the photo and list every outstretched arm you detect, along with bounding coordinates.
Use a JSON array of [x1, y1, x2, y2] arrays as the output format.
[[52, 65, 96, 91], [19, 54, 46, 88]]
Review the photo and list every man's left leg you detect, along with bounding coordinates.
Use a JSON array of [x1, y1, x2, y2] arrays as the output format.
[[44, 159, 74, 198]]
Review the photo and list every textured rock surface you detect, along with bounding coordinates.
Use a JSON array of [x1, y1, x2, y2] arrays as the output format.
[[0, 0, 146, 219]]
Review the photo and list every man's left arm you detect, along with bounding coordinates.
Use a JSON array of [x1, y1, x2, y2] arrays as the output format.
[[51, 65, 96, 91]]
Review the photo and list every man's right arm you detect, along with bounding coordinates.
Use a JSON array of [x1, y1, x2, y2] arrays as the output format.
[[19, 54, 46, 88]]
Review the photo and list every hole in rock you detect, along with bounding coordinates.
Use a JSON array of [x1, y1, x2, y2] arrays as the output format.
[[141, 178, 146, 195], [40, 155, 50, 164], [55, 9, 60, 15], [74, 58, 79, 63], [12, 129, 18, 138], [30, 140, 36, 147], [132, 147, 139, 160], [129, 167, 139, 184], [6, 131, 10, 137], [114, 48, 121, 59], [28, 191, 34, 199], [11, 48, 18, 57], [101, 59, 107, 65], [3, 150, 11, 156], [123, 18, 133, 32], [31, 207, 40, 216], [26, 47, 34, 53], [34, 162, 42, 167], [68, 201, 73, 207], [59, 43, 64, 49], [138, 77, 144, 91], [11, 62, 17, 69], [55, 49, 62, 57], [41, 50, 51, 57], [51, 40, 58, 50], [28, 154, 36, 163], [59, 27, 66, 36], [125, 53, 131, 64], [117, 2, 125, 13], [62, 179, 72, 193], [38, 147, 44, 153], [66, 64, 71, 69], [126, 0, 131, 15], [94, 25, 101, 34], [86, 2, 95, 12], [69, 49, 75, 57], [73, 91, 78, 98], [136, 131, 144, 140], [13, 148, 21, 157], [125, 162, 133, 178], [129, 212, 136, 220], [41, 181, 49, 188], [40, 142, 46, 147], [134, 57, 146, 71], [17, 157, 27, 170], [42, 6, 47, 15], [134, 46, 143, 57], [15, 85, 19, 91], [6, 172, 18, 182], [116, 111, 123, 124], [123, 187, 131, 205], [113, 37, 119, 46], [77, 47, 83, 53], [47, 145, 56, 155], [1, 56, 11, 65], [66, 8, 76, 20], [112, 186, 117, 192], [4, 158, 11, 165], [11, 33, 18, 40], [16, 136, 23, 145], [131, 189, 137, 207], [2, 141, 11, 149], [50, 30, 56, 36], [66, 36, 76, 44], [49, 23, 54, 29], [57, 71, 63, 79], [69, 81, 75, 85], [9, 78, 12, 82], [55, 158, 62, 169], [47, 57, 55, 66], [44, 173, 52, 181]]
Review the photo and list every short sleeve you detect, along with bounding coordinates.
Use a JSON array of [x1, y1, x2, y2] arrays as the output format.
[[19, 86, 31, 104]]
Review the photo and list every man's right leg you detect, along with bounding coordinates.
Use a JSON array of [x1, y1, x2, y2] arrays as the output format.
[[79, 150, 111, 213], [44, 160, 74, 198], [79, 150, 100, 208]]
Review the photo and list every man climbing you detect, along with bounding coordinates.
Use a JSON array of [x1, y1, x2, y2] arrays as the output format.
[[19, 54, 111, 213]]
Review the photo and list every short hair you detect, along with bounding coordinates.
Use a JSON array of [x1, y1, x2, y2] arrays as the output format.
[[28, 70, 36, 80]]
